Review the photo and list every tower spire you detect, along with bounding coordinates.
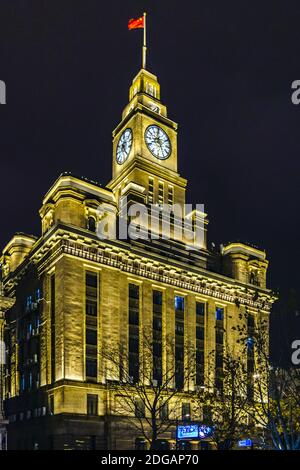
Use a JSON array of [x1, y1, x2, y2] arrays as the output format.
[[142, 12, 147, 69]]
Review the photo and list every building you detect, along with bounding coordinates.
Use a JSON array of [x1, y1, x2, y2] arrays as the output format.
[[1, 67, 275, 450], [0, 278, 14, 449]]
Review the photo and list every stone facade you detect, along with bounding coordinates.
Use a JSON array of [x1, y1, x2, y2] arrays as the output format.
[[0, 282, 14, 449]]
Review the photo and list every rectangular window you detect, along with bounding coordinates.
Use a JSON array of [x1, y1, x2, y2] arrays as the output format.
[[215, 307, 224, 392], [148, 177, 154, 204], [175, 295, 185, 389], [160, 403, 169, 420], [216, 330, 223, 344], [86, 329, 97, 346], [175, 322, 184, 336], [196, 325, 204, 340], [129, 309, 139, 325], [129, 284, 140, 383], [216, 307, 224, 321], [153, 290, 163, 306], [85, 272, 98, 381], [146, 82, 156, 97], [86, 300, 97, 316], [196, 302, 205, 317], [20, 374, 25, 392], [87, 394, 98, 416], [247, 313, 255, 332], [86, 273, 97, 288], [49, 395, 54, 415], [196, 302, 205, 386], [86, 359, 97, 378], [175, 296, 184, 311], [216, 352, 223, 368], [158, 181, 164, 205], [153, 290, 163, 385], [182, 402, 191, 420], [50, 275, 55, 384], [168, 186, 174, 205], [247, 313, 255, 400]]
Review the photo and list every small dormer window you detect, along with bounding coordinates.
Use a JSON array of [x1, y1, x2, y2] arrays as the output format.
[[87, 216, 96, 233], [249, 271, 260, 286], [149, 102, 160, 114]]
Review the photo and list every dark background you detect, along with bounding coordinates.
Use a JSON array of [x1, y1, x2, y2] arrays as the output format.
[[1, 1, 299, 362]]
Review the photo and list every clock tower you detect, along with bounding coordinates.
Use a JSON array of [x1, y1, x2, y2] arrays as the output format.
[[107, 68, 187, 209]]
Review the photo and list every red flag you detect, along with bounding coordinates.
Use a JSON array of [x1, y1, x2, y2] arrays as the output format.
[[128, 16, 144, 30]]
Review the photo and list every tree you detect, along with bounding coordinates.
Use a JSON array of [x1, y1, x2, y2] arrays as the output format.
[[236, 308, 300, 450], [193, 352, 251, 450], [102, 334, 195, 450]]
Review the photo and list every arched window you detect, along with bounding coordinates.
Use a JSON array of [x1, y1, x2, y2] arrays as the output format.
[[87, 216, 96, 233]]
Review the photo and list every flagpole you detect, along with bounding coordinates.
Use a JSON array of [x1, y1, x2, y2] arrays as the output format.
[[142, 12, 147, 69]]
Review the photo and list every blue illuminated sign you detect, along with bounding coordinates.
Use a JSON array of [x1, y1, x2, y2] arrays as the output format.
[[177, 425, 198, 440], [177, 424, 214, 440], [238, 439, 253, 447]]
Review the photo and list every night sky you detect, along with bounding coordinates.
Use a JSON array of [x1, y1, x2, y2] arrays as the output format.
[[1, 2, 300, 350]]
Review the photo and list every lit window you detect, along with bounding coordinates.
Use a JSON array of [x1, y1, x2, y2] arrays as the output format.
[[247, 337, 255, 351], [216, 307, 224, 321], [175, 296, 184, 311]]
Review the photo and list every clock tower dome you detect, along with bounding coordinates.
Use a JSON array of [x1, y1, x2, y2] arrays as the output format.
[[107, 68, 187, 209]]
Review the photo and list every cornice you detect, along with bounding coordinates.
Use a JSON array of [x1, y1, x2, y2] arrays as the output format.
[[30, 230, 275, 312]]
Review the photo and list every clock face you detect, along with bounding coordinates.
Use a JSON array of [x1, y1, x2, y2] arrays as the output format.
[[116, 128, 133, 164], [145, 125, 171, 160]]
